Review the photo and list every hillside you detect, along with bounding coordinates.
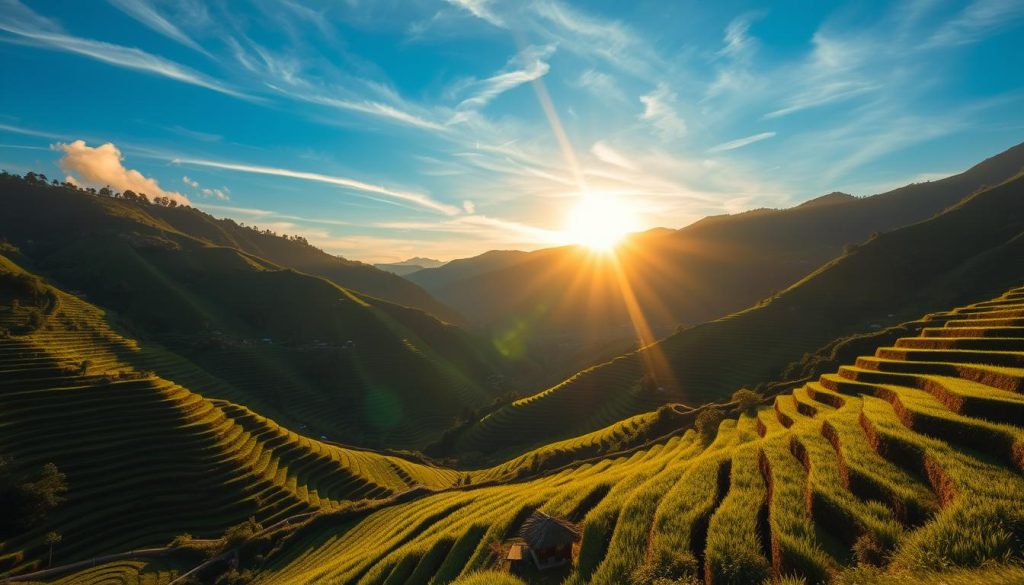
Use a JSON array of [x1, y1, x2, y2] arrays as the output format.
[[444, 170, 1024, 460], [410, 142, 1024, 361], [0, 174, 460, 324], [27, 286, 1024, 584], [0, 176, 521, 448], [0, 254, 469, 578]]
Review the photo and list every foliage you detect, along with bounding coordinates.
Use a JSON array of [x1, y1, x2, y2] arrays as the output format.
[[0, 458, 68, 537]]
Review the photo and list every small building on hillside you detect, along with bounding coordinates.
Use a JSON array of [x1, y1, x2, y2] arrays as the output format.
[[517, 511, 581, 570]]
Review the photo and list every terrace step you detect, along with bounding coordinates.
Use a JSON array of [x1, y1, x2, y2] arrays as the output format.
[[894, 337, 1024, 351], [922, 326, 1024, 338], [821, 376, 1024, 471], [944, 317, 1024, 328], [874, 347, 1024, 368], [835, 368, 1024, 426]]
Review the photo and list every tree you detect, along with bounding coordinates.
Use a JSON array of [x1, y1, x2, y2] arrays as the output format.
[[731, 388, 763, 414], [695, 407, 726, 444], [122, 190, 137, 200], [0, 460, 68, 536], [44, 531, 61, 567], [99, 186, 112, 197]]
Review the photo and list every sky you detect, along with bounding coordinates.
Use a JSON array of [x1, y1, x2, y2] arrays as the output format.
[[1, 0, 1023, 263]]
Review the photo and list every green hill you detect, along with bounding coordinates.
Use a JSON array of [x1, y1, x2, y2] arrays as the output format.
[[43, 285, 1022, 585], [0, 254, 471, 577], [409, 142, 1024, 364], [0, 176, 521, 448], [444, 170, 1024, 461]]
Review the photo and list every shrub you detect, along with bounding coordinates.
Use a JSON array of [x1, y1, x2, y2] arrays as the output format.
[[731, 388, 763, 414], [222, 517, 262, 548], [695, 407, 726, 444]]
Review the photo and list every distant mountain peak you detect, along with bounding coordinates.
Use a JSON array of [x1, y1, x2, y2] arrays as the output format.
[[797, 191, 856, 208], [401, 257, 444, 267]]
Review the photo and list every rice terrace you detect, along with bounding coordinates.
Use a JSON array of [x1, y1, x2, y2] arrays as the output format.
[[1, 1, 1024, 584]]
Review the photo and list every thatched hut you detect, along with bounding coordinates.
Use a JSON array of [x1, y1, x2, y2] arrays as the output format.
[[518, 511, 581, 570]]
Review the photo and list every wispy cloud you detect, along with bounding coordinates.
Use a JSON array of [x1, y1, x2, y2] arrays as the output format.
[[590, 141, 637, 170], [0, 1, 251, 100], [453, 45, 555, 115], [173, 157, 461, 215], [928, 0, 1024, 46], [764, 80, 878, 119], [0, 122, 67, 140], [639, 83, 686, 140], [446, 0, 504, 27], [294, 93, 448, 131], [575, 69, 627, 102], [707, 131, 777, 153], [106, 0, 210, 55]]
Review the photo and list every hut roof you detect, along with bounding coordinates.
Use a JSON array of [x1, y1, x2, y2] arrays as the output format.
[[519, 511, 581, 550], [506, 543, 526, 561]]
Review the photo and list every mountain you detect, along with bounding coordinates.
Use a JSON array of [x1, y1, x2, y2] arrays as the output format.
[[375, 257, 447, 276], [136, 204, 463, 324], [443, 169, 1024, 460], [12, 284, 1023, 584], [411, 143, 1024, 363], [406, 249, 531, 291], [0, 174, 523, 448]]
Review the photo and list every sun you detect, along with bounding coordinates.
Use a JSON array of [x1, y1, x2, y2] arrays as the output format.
[[564, 193, 638, 251]]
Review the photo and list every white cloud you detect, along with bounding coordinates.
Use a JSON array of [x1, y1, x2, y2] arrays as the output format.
[[55, 140, 189, 204], [590, 141, 637, 170], [182, 175, 199, 188], [453, 45, 555, 115], [575, 69, 627, 102], [719, 13, 759, 59], [764, 80, 878, 119], [928, 0, 1024, 46], [446, 0, 504, 27], [106, 0, 209, 55], [201, 187, 230, 200], [639, 83, 686, 140], [0, 2, 250, 100], [462, 200, 476, 213], [707, 131, 777, 153], [174, 156, 461, 215], [297, 93, 448, 131]]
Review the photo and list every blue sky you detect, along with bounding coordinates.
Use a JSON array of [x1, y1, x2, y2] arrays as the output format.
[[1, 0, 1023, 262]]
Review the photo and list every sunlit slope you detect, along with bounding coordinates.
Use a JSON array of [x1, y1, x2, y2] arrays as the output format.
[[0, 177, 516, 448], [448, 172, 1024, 459], [0, 257, 461, 575], [217, 287, 1024, 585], [412, 142, 1024, 344]]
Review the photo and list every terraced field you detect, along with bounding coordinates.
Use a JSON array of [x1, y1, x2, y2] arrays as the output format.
[[164, 285, 1023, 585], [0, 258, 461, 576]]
